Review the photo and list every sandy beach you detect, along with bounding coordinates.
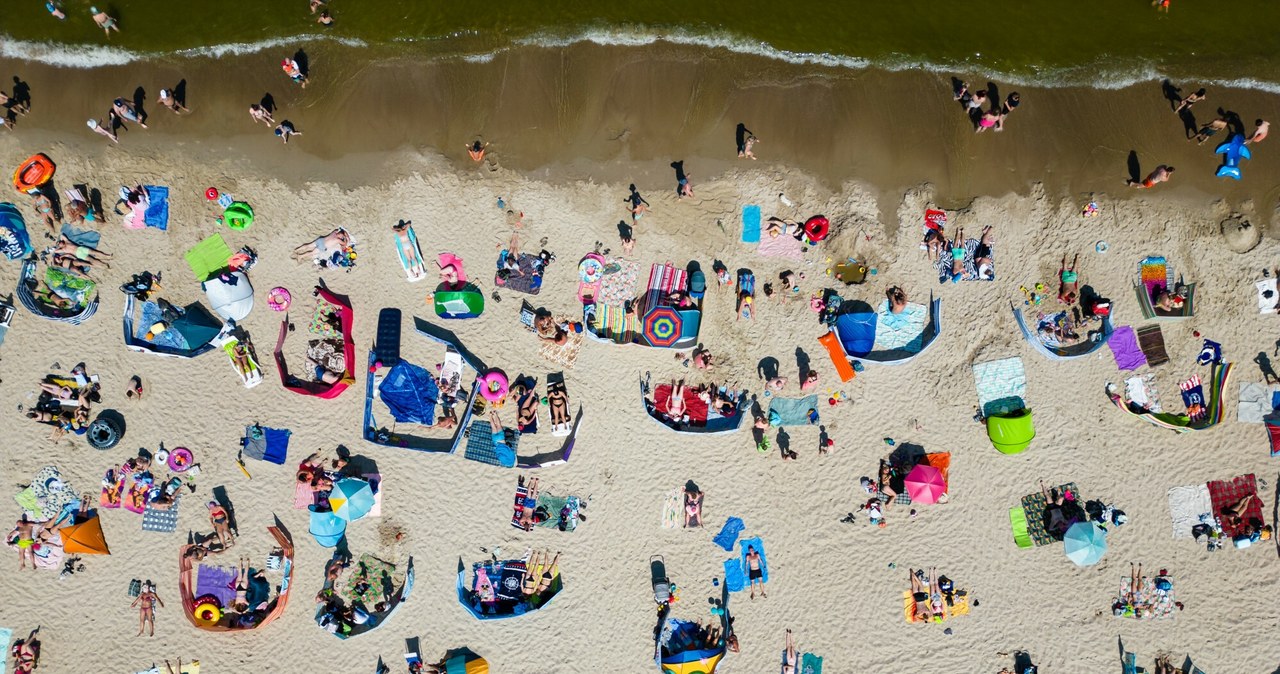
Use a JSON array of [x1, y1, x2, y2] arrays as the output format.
[[2, 37, 1280, 674]]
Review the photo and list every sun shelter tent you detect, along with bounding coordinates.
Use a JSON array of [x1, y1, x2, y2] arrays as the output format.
[[1011, 303, 1114, 361], [656, 617, 725, 674], [457, 557, 562, 620], [1107, 361, 1233, 433], [179, 524, 295, 632], [0, 202, 33, 261], [122, 293, 223, 358], [17, 257, 99, 325], [365, 315, 483, 453], [1134, 256, 1196, 320], [640, 376, 747, 434], [59, 511, 110, 554], [204, 271, 254, 322], [275, 285, 356, 399], [315, 555, 414, 639], [828, 295, 942, 365], [988, 409, 1035, 454]]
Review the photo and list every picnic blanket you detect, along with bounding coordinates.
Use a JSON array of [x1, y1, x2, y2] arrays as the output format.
[[1116, 576, 1177, 620], [495, 253, 543, 295], [135, 301, 189, 349], [768, 395, 819, 426], [1136, 325, 1170, 367], [184, 234, 233, 282], [308, 297, 344, 339], [1237, 383, 1280, 423], [874, 300, 927, 351], [1167, 484, 1212, 539], [757, 231, 803, 260], [534, 492, 583, 532], [304, 339, 346, 376], [539, 332, 582, 369], [653, 384, 710, 423], [242, 425, 291, 464], [713, 516, 745, 551], [741, 205, 761, 244], [1020, 482, 1080, 546], [973, 357, 1026, 417], [141, 496, 180, 533], [45, 267, 95, 306], [60, 223, 101, 249], [15, 466, 77, 522], [195, 564, 238, 608], [1109, 326, 1147, 370], [1207, 474, 1263, 538], [463, 419, 520, 467], [599, 258, 640, 306], [934, 237, 993, 283], [345, 553, 398, 606]]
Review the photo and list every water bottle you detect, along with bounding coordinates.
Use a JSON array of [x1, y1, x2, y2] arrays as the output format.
[[883, 437, 895, 447], [496, 196, 505, 210]]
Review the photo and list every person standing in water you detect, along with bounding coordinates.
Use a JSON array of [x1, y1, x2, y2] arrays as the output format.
[[1153, 0, 1170, 12], [735, 123, 753, 158], [275, 120, 301, 144], [1128, 165, 1175, 189], [467, 140, 488, 162], [157, 88, 188, 114], [1247, 119, 1270, 145], [90, 7, 120, 36]]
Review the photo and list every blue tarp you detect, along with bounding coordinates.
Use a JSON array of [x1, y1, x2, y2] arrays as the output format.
[[378, 361, 439, 425], [834, 312, 876, 357], [144, 185, 169, 230]]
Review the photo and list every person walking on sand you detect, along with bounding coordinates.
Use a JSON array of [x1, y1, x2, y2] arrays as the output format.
[[745, 545, 766, 599], [132, 580, 163, 636], [274, 120, 301, 144], [248, 103, 274, 126], [1128, 165, 1174, 189], [626, 184, 649, 223], [671, 161, 693, 198], [90, 7, 120, 36], [1247, 118, 1270, 145], [735, 123, 754, 159], [11, 515, 37, 570], [1192, 113, 1229, 145], [467, 139, 488, 162], [1174, 88, 1204, 115], [87, 117, 118, 143], [157, 88, 187, 114]]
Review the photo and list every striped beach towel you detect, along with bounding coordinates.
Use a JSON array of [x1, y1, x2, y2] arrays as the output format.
[[1140, 256, 1170, 300], [1136, 325, 1170, 366]]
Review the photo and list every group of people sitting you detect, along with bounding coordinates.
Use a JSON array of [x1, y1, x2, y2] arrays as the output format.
[[296, 449, 372, 509], [1112, 562, 1178, 619], [23, 364, 100, 440], [1192, 493, 1273, 550], [495, 233, 554, 288], [315, 553, 393, 636]]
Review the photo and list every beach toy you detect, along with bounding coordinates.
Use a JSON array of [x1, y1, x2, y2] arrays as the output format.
[[205, 187, 219, 201], [222, 201, 254, 230], [1215, 134, 1252, 180], [578, 257, 603, 283], [193, 599, 222, 626], [12, 153, 55, 194], [1082, 201, 1100, 217], [803, 215, 830, 242], [1095, 241, 1109, 253], [267, 286, 291, 311], [168, 446, 194, 472], [155, 448, 170, 465], [478, 369, 509, 403]]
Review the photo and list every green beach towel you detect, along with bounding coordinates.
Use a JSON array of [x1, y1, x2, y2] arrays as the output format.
[[345, 553, 398, 606], [768, 395, 819, 426], [185, 234, 234, 282], [1009, 507, 1032, 549]]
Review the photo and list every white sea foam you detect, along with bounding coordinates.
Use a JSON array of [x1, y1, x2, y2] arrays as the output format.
[[0, 35, 366, 68]]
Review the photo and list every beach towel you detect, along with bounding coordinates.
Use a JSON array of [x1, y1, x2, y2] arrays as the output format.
[[973, 357, 1026, 417], [902, 590, 970, 623], [661, 487, 682, 529], [0, 627, 10, 674], [654, 384, 710, 424], [723, 558, 745, 593], [599, 258, 640, 306], [1167, 484, 1212, 539], [741, 205, 761, 244], [1109, 326, 1147, 370], [144, 185, 169, 230], [309, 297, 343, 339], [1237, 383, 1278, 423], [141, 496, 180, 533], [713, 517, 745, 551], [44, 267, 95, 307], [495, 253, 543, 294], [757, 231, 804, 260], [135, 301, 188, 349], [934, 237, 993, 283], [538, 332, 581, 369], [740, 537, 768, 583], [515, 385, 539, 434], [294, 481, 317, 510], [768, 395, 819, 426], [60, 223, 101, 249], [1268, 415, 1280, 457], [242, 425, 291, 465], [463, 419, 520, 467], [1020, 482, 1080, 546], [1010, 507, 1033, 549], [534, 492, 582, 532], [345, 554, 398, 606], [195, 564, 238, 608], [21, 466, 76, 522], [1258, 278, 1279, 313], [1136, 325, 1169, 367], [184, 235, 233, 282], [1117, 576, 1177, 620], [874, 300, 927, 351], [801, 653, 823, 674], [1180, 375, 1206, 421], [511, 484, 531, 529], [396, 225, 427, 282], [1124, 373, 1162, 412], [1207, 474, 1263, 538], [304, 339, 346, 376]]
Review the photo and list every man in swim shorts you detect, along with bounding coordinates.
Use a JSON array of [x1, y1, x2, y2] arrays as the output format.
[[12, 516, 36, 570], [1128, 165, 1174, 189], [91, 7, 120, 36], [745, 545, 766, 599]]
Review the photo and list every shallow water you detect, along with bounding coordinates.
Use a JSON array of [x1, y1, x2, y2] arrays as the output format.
[[8, 0, 1280, 90]]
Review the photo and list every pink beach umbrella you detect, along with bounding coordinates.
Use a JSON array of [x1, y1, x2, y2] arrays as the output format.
[[903, 464, 947, 505]]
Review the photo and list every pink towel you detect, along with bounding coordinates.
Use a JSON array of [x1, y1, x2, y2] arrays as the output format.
[[437, 252, 467, 283], [757, 233, 804, 260], [293, 481, 315, 509]]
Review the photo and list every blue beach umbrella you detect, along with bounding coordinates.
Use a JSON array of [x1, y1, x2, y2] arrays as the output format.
[[308, 505, 347, 548], [1063, 521, 1107, 566], [330, 478, 375, 522]]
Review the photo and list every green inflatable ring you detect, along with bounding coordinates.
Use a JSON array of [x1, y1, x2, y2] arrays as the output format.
[[223, 201, 254, 230]]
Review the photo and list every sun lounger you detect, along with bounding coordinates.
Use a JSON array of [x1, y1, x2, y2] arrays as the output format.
[[395, 224, 427, 282], [547, 372, 573, 435]]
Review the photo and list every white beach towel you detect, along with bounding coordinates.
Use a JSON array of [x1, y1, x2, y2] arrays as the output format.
[[1258, 278, 1278, 313], [973, 356, 1026, 413], [1238, 382, 1278, 423], [1167, 483, 1212, 539]]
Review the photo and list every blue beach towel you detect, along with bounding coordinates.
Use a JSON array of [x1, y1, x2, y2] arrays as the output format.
[[740, 536, 769, 583], [144, 185, 169, 230], [802, 653, 824, 674], [723, 558, 745, 593], [741, 205, 761, 244], [768, 396, 819, 426], [713, 516, 745, 551], [0, 627, 11, 674]]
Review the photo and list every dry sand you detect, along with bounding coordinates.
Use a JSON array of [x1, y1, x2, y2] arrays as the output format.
[[1, 44, 1279, 674]]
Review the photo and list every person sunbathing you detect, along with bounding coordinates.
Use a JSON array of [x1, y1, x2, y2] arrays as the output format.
[[765, 216, 800, 239], [1154, 654, 1176, 674], [781, 629, 797, 674], [692, 346, 714, 371], [667, 381, 687, 419], [1220, 493, 1256, 529], [947, 227, 967, 282], [886, 286, 908, 314], [52, 236, 113, 265], [32, 284, 74, 310], [683, 487, 704, 527], [207, 501, 234, 549], [10, 629, 39, 673], [231, 556, 252, 612], [534, 313, 569, 346], [518, 476, 542, 530], [533, 551, 560, 594], [292, 228, 350, 263], [974, 226, 995, 280], [908, 568, 935, 621], [306, 356, 345, 384], [737, 288, 754, 320], [1113, 562, 1145, 617], [38, 381, 83, 403], [1058, 253, 1080, 304], [924, 224, 947, 262], [391, 220, 426, 279], [800, 370, 820, 391]]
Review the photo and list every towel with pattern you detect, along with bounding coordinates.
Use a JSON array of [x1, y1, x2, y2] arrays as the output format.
[[874, 300, 927, 351], [539, 331, 582, 369], [141, 495, 180, 533], [934, 237, 993, 283], [1115, 575, 1177, 620], [463, 419, 521, 467], [1020, 482, 1080, 546], [973, 357, 1026, 417], [309, 298, 343, 339], [599, 258, 640, 306], [345, 553, 399, 606], [495, 253, 545, 295]]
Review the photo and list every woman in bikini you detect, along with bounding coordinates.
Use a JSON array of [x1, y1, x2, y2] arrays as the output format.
[[781, 629, 798, 674], [1220, 493, 1257, 528], [291, 228, 350, 263], [132, 580, 164, 636], [207, 501, 234, 549], [232, 557, 251, 612], [973, 226, 995, 280], [38, 381, 83, 403], [393, 220, 426, 280], [10, 629, 39, 673], [1058, 253, 1080, 304], [683, 487, 704, 527], [533, 551, 560, 594], [31, 192, 57, 238], [667, 381, 687, 420]]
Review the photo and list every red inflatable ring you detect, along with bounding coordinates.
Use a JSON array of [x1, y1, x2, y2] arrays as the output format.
[[205, 187, 219, 201], [804, 216, 830, 243]]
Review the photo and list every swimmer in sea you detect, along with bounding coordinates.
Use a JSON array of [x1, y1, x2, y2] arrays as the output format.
[[467, 139, 488, 162], [1152, 0, 1170, 12], [317, 10, 334, 26], [1246, 119, 1269, 145], [1127, 165, 1175, 189]]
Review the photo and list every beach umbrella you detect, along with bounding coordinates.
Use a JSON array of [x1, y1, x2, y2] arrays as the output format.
[[308, 506, 347, 548], [330, 478, 375, 522], [1063, 521, 1107, 566], [903, 464, 947, 505], [443, 648, 489, 674], [60, 514, 110, 555], [643, 305, 682, 348]]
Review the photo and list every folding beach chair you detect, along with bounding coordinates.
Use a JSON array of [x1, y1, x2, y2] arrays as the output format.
[[1122, 650, 1145, 674], [1009, 507, 1033, 549]]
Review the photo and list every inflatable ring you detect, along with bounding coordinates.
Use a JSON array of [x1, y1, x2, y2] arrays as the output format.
[[222, 201, 254, 230], [12, 153, 56, 194], [803, 215, 830, 243], [1095, 240, 1110, 254], [155, 449, 170, 465], [168, 447, 194, 472], [205, 187, 219, 201], [193, 601, 222, 626], [268, 287, 292, 312], [478, 369, 509, 403], [578, 257, 603, 284]]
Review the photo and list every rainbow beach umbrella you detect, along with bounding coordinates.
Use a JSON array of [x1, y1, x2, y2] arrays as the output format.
[[643, 305, 682, 348]]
